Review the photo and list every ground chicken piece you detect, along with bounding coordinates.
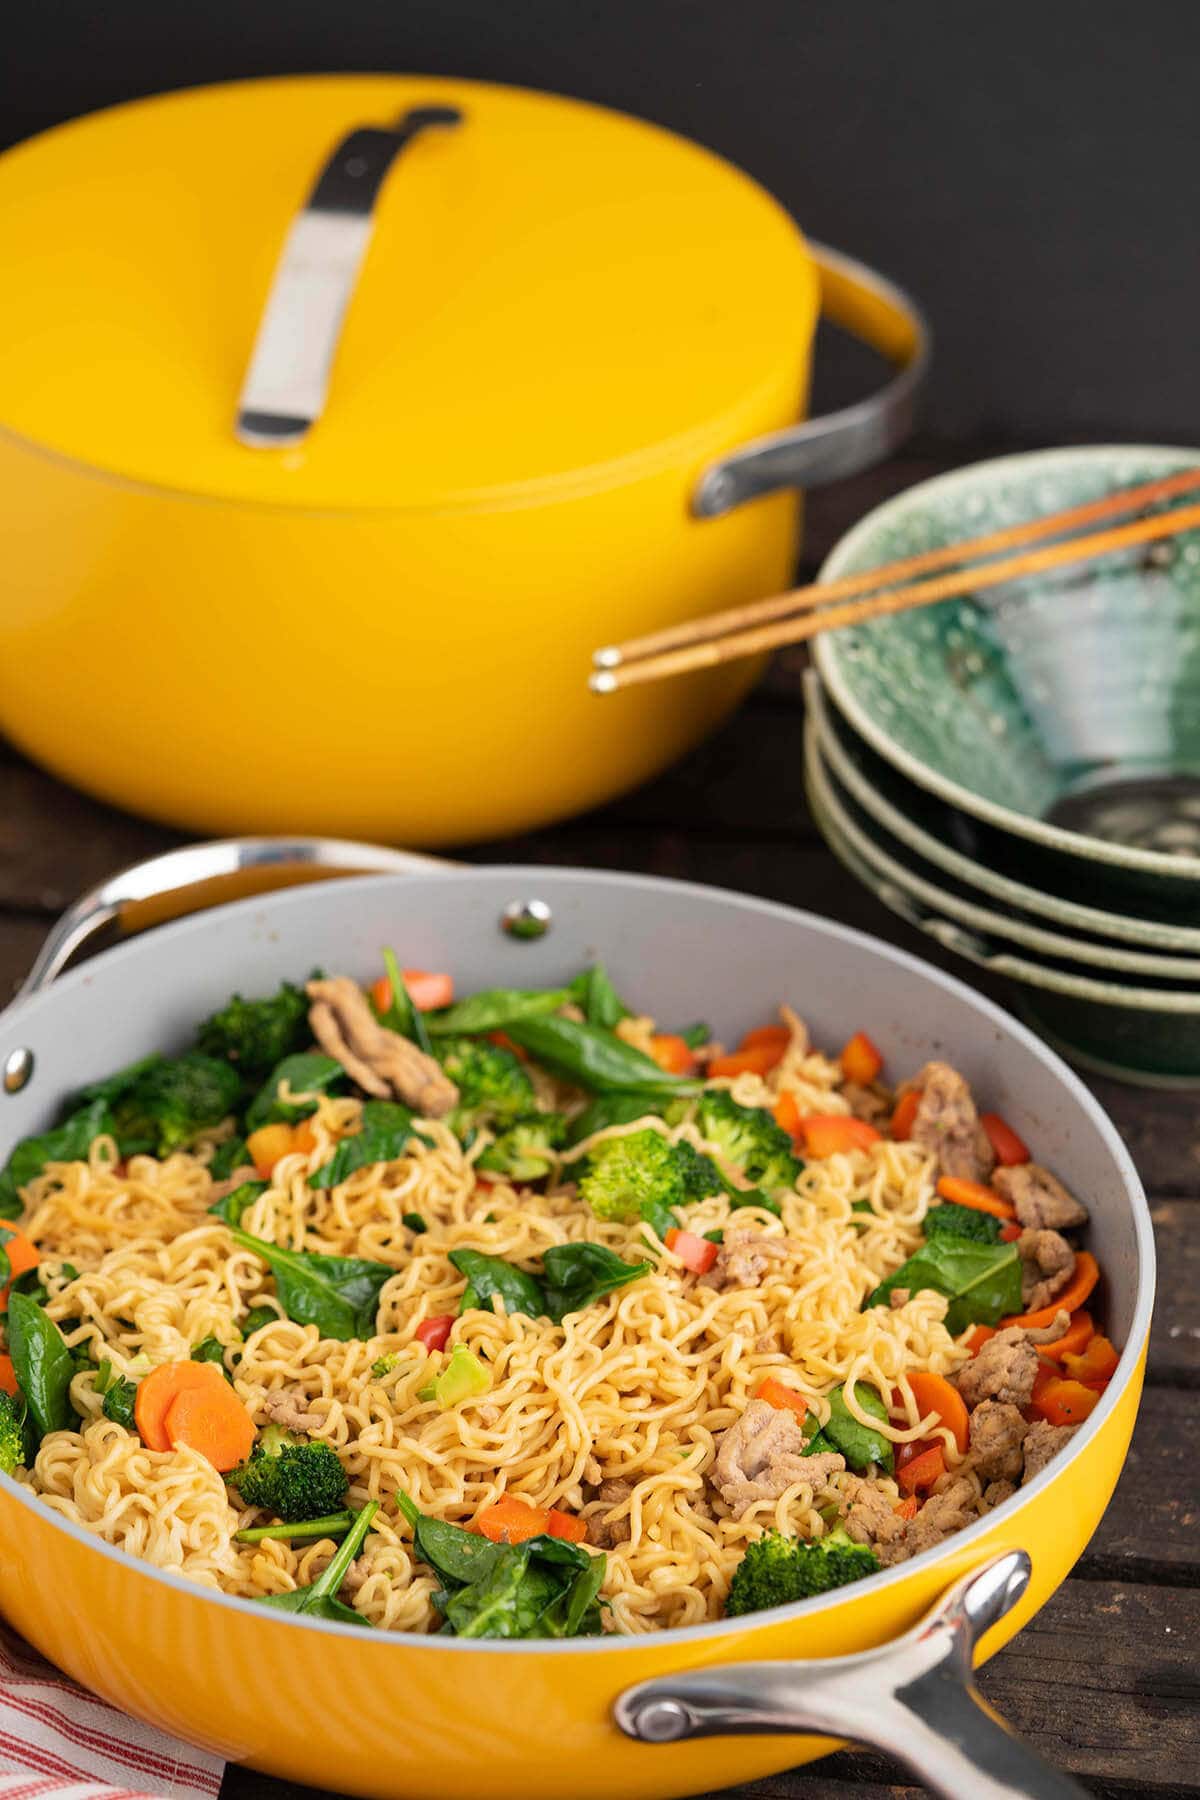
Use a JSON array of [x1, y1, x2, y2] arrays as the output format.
[[1022, 1420, 1079, 1484], [888, 1287, 911, 1310], [1025, 1310, 1071, 1346], [954, 1329, 1040, 1410], [842, 1082, 893, 1127], [340, 1557, 370, 1596], [586, 1478, 634, 1549], [983, 1479, 1017, 1507], [906, 1061, 995, 1182], [839, 1474, 909, 1553], [262, 1388, 324, 1433], [711, 1400, 845, 1519], [966, 1400, 1029, 1483], [700, 1228, 790, 1291], [903, 1477, 978, 1558], [1017, 1228, 1076, 1311], [994, 1162, 1088, 1231], [307, 975, 458, 1117]]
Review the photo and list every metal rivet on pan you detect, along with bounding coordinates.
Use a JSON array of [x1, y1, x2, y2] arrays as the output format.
[[500, 899, 552, 940], [3, 1048, 34, 1095], [630, 1699, 691, 1743]]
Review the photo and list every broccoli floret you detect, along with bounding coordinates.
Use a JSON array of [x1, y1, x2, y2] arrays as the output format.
[[673, 1138, 724, 1202], [477, 1113, 568, 1183], [228, 1426, 349, 1522], [195, 983, 310, 1084], [109, 1054, 243, 1156], [924, 1201, 1002, 1245], [434, 1037, 536, 1135], [577, 1129, 688, 1222], [0, 1392, 28, 1475], [726, 1527, 880, 1617], [695, 1090, 801, 1195]]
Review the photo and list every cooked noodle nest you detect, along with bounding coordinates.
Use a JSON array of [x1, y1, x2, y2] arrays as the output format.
[[17, 1044, 976, 1634]]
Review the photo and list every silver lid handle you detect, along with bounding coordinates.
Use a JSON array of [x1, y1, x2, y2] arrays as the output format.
[[236, 106, 462, 448], [616, 1552, 1089, 1800]]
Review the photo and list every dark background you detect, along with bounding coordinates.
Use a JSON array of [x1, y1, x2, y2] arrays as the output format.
[[5, 0, 1197, 447]]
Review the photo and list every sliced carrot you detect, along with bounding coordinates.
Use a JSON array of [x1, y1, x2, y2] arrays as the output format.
[[841, 1031, 883, 1086], [648, 1034, 698, 1077], [897, 1443, 946, 1495], [709, 1045, 786, 1079], [1000, 1251, 1099, 1331], [979, 1112, 1030, 1167], [773, 1091, 802, 1142], [373, 970, 454, 1014], [1062, 1334, 1118, 1385], [965, 1324, 997, 1354], [134, 1361, 227, 1452], [163, 1380, 256, 1472], [890, 1089, 921, 1140], [546, 1508, 589, 1543], [0, 1354, 18, 1396], [1037, 1310, 1094, 1363], [894, 1494, 920, 1521], [246, 1123, 295, 1179], [935, 1176, 1017, 1221], [739, 1024, 791, 1054], [665, 1228, 718, 1275], [1030, 1376, 1102, 1428], [290, 1117, 320, 1157], [796, 1115, 881, 1157], [0, 1228, 41, 1311], [475, 1495, 551, 1544], [755, 1376, 810, 1421], [908, 1371, 970, 1454]]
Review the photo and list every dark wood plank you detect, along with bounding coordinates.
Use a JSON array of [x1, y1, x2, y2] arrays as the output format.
[[1148, 1201, 1200, 1385], [1083, 1386, 1199, 1578]]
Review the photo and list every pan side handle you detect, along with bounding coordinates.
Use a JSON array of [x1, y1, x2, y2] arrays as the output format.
[[615, 1552, 1089, 1800], [18, 837, 453, 997]]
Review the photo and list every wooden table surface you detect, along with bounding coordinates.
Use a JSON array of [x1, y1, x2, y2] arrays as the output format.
[[0, 444, 1196, 1799]]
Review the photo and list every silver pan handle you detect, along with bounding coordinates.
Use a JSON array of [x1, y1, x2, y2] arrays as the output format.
[[19, 837, 452, 997], [616, 1551, 1088, 1800], [693, 243, 930, 518]]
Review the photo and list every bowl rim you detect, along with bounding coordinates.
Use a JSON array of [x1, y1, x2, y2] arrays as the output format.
[[0, 864, 1156, 1654], [809, 672, 1200, 951], [806, 715, 1200, 1010], [813, 442, 1200, 879]]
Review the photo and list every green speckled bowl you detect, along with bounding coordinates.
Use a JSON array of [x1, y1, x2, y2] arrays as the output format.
[[814, 446, 1200, 913]]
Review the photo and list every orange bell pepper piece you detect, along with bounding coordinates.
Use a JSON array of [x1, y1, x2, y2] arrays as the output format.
[[755, 1376, 810, 1421], [648, 1034, 697, 1076], [840, 1031, 883, 1086], [664, 1228, 718, 1275], [546, 1508, 588, 1543], [773, 1091, 802, 1142], [1030, 1377, 1102, 1427], [795, 1115, 881, 1157], [709, 1045, 785, 1079], [475, 1495, 551, 1543], [897, 1443, 946, 1495], [890, 1089, 921, 1139], [979, 1112, 1030, 1166], [1062, 1334, 1118, 1386], [1001, 1252, 1099, 1331], [1037, 1310, 1094, 1363], [935, 1176, 1017, 1221]]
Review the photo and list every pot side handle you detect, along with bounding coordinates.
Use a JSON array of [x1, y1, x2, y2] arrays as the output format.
[[18, 837, 452, 998], [693, 243, 931, 517], [615, 1551, 1089, 1800]]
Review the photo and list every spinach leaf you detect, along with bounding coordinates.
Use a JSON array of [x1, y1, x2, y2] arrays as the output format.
[[7, 1292, 76, 1438], [231, 1231, 395, 1341], [257, 1500, 377, 1624], [191, 1337, 233, 1382], [555, 1549, 607, 1637], [443, 1544, 563, 1638], [449, 1249, 547, 1321], [378, 949, 433, 1055], [568, 964, 628, 1030], [242, 1304, 279, 1337], [397, 1493, 501, 1585], [505, 1016, 702, 1099], [639, 1196, 681, 1243], [0, 1098, 114, 1219], [208, 1179, 266, 1228], [245, 1054, 344, 1130], [102, 1375, 138, 1429], [541, 1243, 651, 1324], [308, 1101, 426, 1190], [566, 1092, 666, 1146], [78, 1054, 166, 1105], [802, 1426, 836, 1457], [677, 1023, 711, 1051], [209, 1136, 250, 1180], [426, 988, 571, 1037], [823, 1382, 894, 1474], [866, 1240, 1022, 1334], [403, 1212, 427, 1234]]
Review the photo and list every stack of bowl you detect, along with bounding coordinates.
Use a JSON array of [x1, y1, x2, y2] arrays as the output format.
[[805, 444, 1200, 1086]]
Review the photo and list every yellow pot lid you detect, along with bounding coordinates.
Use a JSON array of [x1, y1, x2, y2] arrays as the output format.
[[0, 74, 818, 512]]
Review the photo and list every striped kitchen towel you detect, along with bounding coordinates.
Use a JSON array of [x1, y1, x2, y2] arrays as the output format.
[[0, 1622, 224, 1800]]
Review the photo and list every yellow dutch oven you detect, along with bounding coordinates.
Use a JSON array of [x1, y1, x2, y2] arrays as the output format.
[[0, 847, 1150, 1800], [0, 75, 926, 844]]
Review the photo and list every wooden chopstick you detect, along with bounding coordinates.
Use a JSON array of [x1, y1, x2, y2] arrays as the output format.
[[589, 496, 1200, 693], [591, 464, 1200, 678]]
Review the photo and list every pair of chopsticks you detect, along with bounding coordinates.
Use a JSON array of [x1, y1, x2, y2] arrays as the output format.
[[589, 465, 1200, 693]]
